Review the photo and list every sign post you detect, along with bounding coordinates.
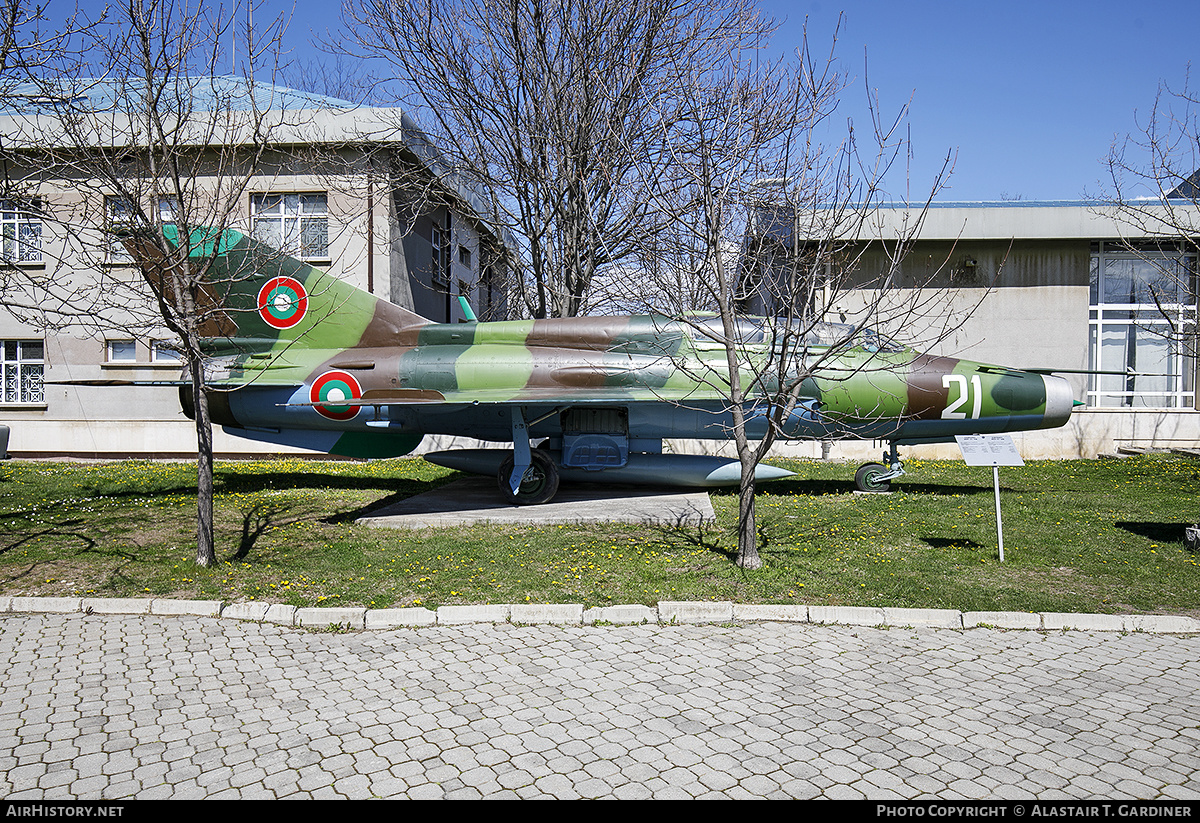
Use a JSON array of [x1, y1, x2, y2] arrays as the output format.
[[954, 434, 1025, 562]]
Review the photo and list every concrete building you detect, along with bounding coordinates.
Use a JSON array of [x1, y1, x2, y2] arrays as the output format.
[[0, 79, 511, 457], [746, 200, 1200, 459]]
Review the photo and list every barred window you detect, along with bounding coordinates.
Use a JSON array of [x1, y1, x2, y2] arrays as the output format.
[[2, 340, 44, 404], [0, 200, 42, 263], [251, 193, 329, 260]]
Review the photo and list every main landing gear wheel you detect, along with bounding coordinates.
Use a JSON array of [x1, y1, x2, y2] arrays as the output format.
[[854, 462, 892, 493], [498, 449, 560, 505]]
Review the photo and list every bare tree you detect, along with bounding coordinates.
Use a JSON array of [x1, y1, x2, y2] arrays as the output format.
[[2, 0, 293, 566], [1103, 74, 1200, 384], [279, 56, 381, 106], [629, 23, 955, 568], [337, 0, 778, 319], [1103, 73, 1200, 547], [0, 1, 85, 95], [331, 0, 963, 568]]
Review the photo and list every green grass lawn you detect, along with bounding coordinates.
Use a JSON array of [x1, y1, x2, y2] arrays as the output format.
[[1, 453, 1197, 616]]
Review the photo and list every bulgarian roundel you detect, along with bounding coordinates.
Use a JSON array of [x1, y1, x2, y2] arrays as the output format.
[[310, 370, 362, 421], [257, 276, 308, 329]]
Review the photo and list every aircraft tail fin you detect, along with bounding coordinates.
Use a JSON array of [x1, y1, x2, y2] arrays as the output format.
[[126, 226, 429, 353]]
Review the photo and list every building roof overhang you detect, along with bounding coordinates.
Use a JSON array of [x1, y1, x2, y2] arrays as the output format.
[[756, 200, 1200, 243]]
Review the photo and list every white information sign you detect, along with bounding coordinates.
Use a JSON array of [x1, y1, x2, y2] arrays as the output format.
[[954, 434, 1025, 467], [954, 434, 1024, 562]]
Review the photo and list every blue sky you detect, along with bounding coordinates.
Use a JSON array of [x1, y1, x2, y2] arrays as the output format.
[[756, 0, 1200, 202], [63, 0, 1200, 202]]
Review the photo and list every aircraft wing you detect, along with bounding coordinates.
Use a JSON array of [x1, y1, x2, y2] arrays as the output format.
[[45, 379, 190, 386], [281, 385, 730, 411]]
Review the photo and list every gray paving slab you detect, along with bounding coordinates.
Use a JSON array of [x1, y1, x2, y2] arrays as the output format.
[[3, 612, 1200, 799], [357, 477, 715, 528]]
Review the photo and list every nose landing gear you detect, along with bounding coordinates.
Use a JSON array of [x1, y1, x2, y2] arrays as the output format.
[[855, 442, 905, 492]]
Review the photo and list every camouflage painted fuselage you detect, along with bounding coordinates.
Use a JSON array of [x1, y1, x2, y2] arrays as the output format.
[[164, 229, 1073, 464]]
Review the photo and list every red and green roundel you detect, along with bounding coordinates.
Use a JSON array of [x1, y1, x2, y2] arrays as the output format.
[[310, 370, 362, 421], [257, 276, 308, 329]]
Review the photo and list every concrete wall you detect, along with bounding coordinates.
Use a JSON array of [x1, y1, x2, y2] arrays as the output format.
[[839, 239, 1091, 368]]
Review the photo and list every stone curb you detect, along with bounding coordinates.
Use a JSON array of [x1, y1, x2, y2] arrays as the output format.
[[583, 604, 655, 625], [150, 599, 223, 617], [82, 597, 151, 615], [295, 607, 367, 630], [511, 603, 584, 624], [437, 604, 510, 625], [365, 607, 437, 629], [658, 600, 734, 624], [2, 598, 1199, 634]]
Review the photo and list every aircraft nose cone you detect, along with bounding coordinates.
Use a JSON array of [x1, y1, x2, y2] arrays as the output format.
[[1042, 374, 1075, 428]]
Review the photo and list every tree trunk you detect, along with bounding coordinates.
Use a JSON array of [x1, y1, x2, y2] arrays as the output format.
[[735, 461, 761, 569], [191, 366, 216, 567]]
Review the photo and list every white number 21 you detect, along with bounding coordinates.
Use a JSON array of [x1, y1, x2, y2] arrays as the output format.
[[942, 374, 983, 419]]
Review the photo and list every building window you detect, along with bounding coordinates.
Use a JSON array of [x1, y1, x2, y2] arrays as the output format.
[[106, 196, 135, 264], [106, 339, 136, 363], [251, 193, 328, 260], [0, 200, 42, 264], [2, 340, 44, 404], [1088, 242, 1197, 408], [158, 197, 179, 227], [151, 340, 180, 362], [458, 244, 472, 268]]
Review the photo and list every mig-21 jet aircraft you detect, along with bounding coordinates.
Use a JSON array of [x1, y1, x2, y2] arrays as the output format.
[[128, 228, 1076, 504]]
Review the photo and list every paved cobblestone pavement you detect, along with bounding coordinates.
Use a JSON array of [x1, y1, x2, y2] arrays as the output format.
[[2, 613, 1199, 799]]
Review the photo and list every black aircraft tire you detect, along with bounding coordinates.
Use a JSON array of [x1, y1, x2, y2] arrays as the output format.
[[498, 449, 561, 505], [854, 462, 892, 493]]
